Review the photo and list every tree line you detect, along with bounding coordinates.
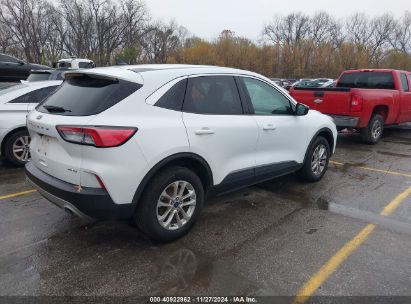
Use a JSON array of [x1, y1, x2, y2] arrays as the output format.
[[1, 0, 410, 78]]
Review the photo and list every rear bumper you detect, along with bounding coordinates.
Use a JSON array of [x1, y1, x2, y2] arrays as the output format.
[[328, 115, 360, 128], [25, 162, 135, 220]]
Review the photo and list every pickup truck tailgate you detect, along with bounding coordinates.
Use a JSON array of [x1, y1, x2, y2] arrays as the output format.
[[290, 88, 352, 115]]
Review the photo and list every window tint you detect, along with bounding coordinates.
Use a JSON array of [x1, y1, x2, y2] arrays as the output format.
[[37, 74, 141, 116], [242, 77, 292, 115], [337, 72, 395, 89], [155, 79, 187, 111], [9, 86, 58, 104], [183, 76, 243, 115], [400, 73, 409, 92]]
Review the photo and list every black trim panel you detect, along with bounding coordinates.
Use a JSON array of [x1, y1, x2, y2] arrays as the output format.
[[25, 162, 134, 219], [209, 161, 301, 197]]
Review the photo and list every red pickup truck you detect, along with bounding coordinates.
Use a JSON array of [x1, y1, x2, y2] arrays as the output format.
[[290, 69, 411, 144]]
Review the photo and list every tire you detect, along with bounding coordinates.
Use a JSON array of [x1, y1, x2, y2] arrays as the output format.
[[360, 114, 384, 145], [134, 166, 204, 243], [298, 136, 330, 182], [3, 129, 31, 166]]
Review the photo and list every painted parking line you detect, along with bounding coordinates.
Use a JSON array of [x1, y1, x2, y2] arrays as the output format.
[[0, 189, 37, 201], [330, 160, 411, 178], [293, 185, 411, 304]]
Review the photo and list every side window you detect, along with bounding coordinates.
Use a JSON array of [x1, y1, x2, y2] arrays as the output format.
[[183, 76, 243, 115], [9, 86, 58, 104], [155, 79, 187, 111], [242, 77, 293, 115], [401, 73, 409, 92]]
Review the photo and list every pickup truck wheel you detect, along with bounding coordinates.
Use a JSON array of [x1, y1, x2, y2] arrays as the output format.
[[134, 166, 204, 243], [298, 136, 330, 182], [361, 114, 384, 145], [3, 130, 31, 166]]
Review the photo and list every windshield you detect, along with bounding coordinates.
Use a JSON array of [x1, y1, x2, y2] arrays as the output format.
[[27, 73, 51, 82]]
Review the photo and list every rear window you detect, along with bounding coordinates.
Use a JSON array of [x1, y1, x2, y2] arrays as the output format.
[[27, 73, 51, 82], [36, 74, 141, 116], [337, 72, 395, 89]]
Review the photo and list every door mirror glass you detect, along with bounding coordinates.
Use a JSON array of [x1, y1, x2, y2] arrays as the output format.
[[295, 103, 309, 116]]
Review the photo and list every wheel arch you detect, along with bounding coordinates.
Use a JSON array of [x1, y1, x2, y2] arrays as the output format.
[[303, 127, 335, 164], [372, 105, 389, 122], [132, 152, 214, 207], [1, 126, 28, 156]]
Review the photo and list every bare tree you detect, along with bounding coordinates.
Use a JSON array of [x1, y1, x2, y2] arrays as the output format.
[[142, 21, 186, 63], [0, 0, 58, 62], [390, 11, 411, 54], [264, 12, 311, 45]]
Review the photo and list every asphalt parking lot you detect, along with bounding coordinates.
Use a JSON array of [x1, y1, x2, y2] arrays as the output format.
[[1, 124, 411, 302]]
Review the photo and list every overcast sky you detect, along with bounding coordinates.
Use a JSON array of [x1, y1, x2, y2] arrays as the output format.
[[145, 0, 410, 40]]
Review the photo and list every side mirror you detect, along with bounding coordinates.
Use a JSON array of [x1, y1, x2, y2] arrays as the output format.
[[17, 60, 25, 65], [295, 103, 309, 116]]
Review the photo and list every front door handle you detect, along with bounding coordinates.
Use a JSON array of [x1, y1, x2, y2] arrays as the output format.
[[263, 124, 276, 131], [195, 127, 215, 135]]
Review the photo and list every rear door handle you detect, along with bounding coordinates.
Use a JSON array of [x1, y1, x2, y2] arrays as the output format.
[[195, 127, 215, 135], [263, 124, 276, 131]]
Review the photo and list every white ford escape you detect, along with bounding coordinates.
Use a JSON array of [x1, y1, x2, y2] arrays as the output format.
[[26, 64, 337, 242]]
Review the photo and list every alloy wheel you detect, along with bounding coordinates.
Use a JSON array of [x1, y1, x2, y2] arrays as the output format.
[[156, 181, 197, 231]]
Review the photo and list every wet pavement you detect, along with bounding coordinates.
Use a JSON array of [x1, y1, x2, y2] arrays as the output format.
[[0, 124, 411, 299]]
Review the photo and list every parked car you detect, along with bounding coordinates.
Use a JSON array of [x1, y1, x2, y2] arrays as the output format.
[[320, 80, 336, 88], [0, 53, 49, 82], [293, 80, 321, 88], [25, 64, 337, 242], [314, 78, 333, 86], [0, 80, 62, 165], [290, 69, 411, 144], [53, 57, 95, 69], [23, 69, 67, 82]]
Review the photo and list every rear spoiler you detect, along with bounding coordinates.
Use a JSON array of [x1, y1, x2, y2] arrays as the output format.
[[63, 67, 143, 84]]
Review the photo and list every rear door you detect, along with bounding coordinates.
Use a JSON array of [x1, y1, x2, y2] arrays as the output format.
[[182, 75, 258, 186], [398, 73, 411, 122]]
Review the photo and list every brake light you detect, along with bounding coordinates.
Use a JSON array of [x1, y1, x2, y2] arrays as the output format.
[[350, 95, 363, 112], [56, 126, 137, 147]]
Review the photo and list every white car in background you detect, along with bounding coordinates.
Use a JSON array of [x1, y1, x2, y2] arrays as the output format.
[[0, 81, 61, 165], [25, 65, 337, 242]]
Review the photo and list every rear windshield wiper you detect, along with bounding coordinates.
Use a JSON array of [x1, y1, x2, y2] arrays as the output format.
[[43, 105, 72, 113]]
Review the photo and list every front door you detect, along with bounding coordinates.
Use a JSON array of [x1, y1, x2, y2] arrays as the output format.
[[239, 76, 310, 177]]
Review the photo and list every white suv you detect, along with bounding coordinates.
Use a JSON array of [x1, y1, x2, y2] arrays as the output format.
[[0, 80, 61, 165], [26, 65, 337, 242]]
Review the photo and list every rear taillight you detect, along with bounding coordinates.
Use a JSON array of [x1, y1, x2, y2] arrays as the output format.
[[350, 95, 363, 112], [56, 126, 137, 147]]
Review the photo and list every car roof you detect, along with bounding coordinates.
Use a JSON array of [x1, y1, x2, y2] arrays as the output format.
[[64, 64, 266, 84], [0, 80, 61, 102]]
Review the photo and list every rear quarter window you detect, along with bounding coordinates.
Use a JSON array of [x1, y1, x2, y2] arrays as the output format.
[[400, 73, 409, 92], [36, 74, 141, 116], [337, 72, 395, 90]]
